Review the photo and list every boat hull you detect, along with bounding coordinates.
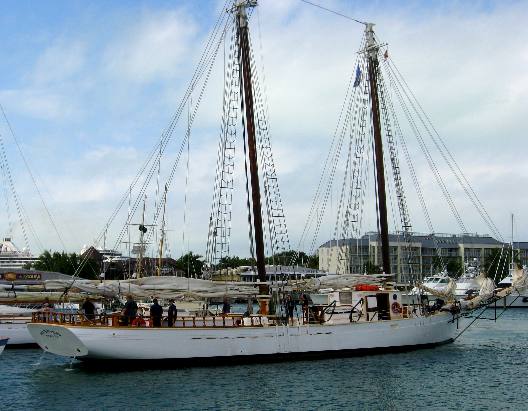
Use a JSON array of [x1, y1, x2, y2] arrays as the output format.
[[0, 337, 7, 354], [0, 320, 35, 346], [28, 312, 458, 362]]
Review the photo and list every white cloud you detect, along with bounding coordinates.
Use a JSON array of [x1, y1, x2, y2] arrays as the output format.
[[0, 88, 77, 120], [2, 0, 528, 255], [31, 40, 86, 85], [103, 9, 198, 83]]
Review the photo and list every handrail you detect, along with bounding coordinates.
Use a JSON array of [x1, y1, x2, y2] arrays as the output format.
[[31, 311, 268, 329], [322, 300, 337, 322], [349, 298, 364, 322]]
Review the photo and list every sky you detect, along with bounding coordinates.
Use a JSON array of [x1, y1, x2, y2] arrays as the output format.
[[0, 0, 527, 260]]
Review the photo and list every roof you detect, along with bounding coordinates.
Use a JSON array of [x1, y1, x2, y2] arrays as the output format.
[[319, 232, 505, 249]]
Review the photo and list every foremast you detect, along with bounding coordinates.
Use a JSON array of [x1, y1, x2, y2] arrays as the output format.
[[365, 23, 391, 275], [234, 1, 269, 299]]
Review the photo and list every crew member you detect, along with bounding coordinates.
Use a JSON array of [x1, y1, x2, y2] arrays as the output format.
[[167, 299, 177, 327], [82, 297, 96, 321], [122, 294, 138, 326], [150, 298, 163, 327]]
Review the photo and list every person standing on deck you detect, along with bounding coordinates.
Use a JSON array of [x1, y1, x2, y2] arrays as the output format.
[[222, 296, 231, 315], [300, 293, 310, 324], [122, 295, 138, 326], [150, 298, 163, 327], [82, 297, 96, 321], [285, 294, 295, 326], [42, 297, 53, 311], [167, 299, 177, 327]]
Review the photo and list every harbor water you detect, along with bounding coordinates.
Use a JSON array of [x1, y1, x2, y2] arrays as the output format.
[[2, 308, 527, 410]]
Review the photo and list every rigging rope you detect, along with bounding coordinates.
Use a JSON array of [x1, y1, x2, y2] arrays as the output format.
[[379, 55, 445, 271], [0, 129, 33, 250], [298, 0, 367, 25], [64, 3, 233, 290], [388, 58, 504, 242], [206, 17, 239, 268], [383, 59, 468, 235]]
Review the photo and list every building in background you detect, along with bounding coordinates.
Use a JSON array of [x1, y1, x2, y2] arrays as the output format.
[[318, 232, 510, 281]]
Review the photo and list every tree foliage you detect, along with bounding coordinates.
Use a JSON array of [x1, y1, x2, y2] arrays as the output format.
[[31, 250, 100, 279], [216, 256, 255, 269], [432, 256, 463, 278], [175, 252, 204, 277], [216, 250, 319, 270], [363, 261, 382, 274], [484, 247, 520, 284]]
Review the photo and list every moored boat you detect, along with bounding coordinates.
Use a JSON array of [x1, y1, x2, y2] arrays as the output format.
[[27, 287, 460, 362], [0, 337, 8, 355], [455, 267, 481, 298], [0, 305, 36, 346], [27, 0, 512, 364]]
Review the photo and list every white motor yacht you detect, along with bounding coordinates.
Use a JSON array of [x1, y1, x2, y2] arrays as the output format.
[[411, 271, 451, 296], [455, 267, 481, 299], [497, 267, 528, 308]]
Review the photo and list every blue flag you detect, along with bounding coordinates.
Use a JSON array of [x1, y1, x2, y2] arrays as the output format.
[[353, 65, 362, 87]]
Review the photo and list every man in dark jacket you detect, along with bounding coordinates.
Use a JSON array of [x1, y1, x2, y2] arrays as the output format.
[[122, 295, 138, 326], [167, 299, 177, 327], [82, 297, 96, 321], [150, 298, 163, 327]]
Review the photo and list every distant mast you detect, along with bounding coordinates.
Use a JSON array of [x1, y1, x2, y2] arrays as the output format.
[[365, 23, 391, 275], [234, 1, 268, 294]]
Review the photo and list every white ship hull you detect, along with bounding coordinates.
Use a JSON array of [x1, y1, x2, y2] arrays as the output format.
[[0, 319, 34, 345], [0, 338, 7, 354], [28, 312, 458, 362]]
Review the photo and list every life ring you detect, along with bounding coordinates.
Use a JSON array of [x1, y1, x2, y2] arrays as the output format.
[[391, 302, 402, 314], [131, 317, 146, 327]]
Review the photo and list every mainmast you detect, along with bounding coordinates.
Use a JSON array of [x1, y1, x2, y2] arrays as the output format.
[[157, 186, 168, 277], [234, 0, 268, 295], [365, 23, 391, 275], [137, 197, 147, 279]]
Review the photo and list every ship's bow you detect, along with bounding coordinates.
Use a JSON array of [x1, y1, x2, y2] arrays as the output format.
[[27, 323, 88, 358]]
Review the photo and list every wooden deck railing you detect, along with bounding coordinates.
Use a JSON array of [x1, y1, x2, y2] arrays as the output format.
[[31, 311, 268, 328]]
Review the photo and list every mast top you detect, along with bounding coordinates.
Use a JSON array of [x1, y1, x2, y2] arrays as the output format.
[[364, 23, 379, 58], [232, 0, 257, 28]]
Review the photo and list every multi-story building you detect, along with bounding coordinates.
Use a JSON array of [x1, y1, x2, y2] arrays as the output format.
[[319, 232, 505, 282]]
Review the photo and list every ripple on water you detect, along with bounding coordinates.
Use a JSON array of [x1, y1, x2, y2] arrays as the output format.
[[1, 309, 527, 410]]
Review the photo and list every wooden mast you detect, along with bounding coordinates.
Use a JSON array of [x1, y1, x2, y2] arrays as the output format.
[[157, 186, 167, 277], [235, 1, 268, 296], [365, 23, 391, 275]]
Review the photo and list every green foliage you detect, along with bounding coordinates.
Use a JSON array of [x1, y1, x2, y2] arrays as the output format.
[[217, 255, 256, 269], [175, 252, 204, 277], [363, 261, 382, 274], [265, 250, 319, 268], [32, 250, 99, 279], [432, 256, 444, 271], [306, 254, 319, 269], [446, 257, 463, 278], [484, 247, 520, 283], [432, 256, 463, 278], [215, 251, 319, 270]]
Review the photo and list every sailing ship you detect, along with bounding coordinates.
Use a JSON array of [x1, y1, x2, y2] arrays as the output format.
[[27, 1, 516, 363]]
